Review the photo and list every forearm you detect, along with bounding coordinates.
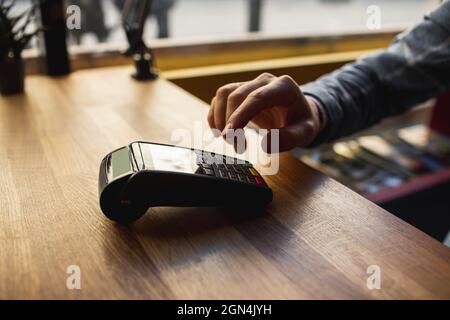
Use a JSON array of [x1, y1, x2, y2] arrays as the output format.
[[301, 0, 450, 147], [302, 60, 385, 146]]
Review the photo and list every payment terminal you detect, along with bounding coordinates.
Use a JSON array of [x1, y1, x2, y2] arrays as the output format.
[[99, 141, 273, 224]]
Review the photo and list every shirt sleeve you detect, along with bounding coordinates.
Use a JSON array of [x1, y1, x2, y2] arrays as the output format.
[[301, 0, 450, 147]]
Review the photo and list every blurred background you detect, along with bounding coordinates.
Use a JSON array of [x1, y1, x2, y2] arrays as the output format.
[[14, 0, 440, 46]]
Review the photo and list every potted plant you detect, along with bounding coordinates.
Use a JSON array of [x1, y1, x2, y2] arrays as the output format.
[[0, 0, 41, 95]]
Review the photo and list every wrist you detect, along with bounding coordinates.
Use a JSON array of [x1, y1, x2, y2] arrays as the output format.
[[306, 96, 327, 133]]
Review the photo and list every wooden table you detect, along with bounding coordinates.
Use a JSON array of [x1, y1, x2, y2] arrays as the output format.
[[1, 66, 449, 299]]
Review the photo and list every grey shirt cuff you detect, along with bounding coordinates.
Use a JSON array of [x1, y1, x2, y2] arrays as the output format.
[[301, 83, 342, 148]]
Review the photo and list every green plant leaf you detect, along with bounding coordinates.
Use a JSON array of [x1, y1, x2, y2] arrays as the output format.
[[0, 0, 41, 60]]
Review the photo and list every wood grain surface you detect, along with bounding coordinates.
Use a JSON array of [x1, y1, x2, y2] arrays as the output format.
[[1, 66, 449, 299]]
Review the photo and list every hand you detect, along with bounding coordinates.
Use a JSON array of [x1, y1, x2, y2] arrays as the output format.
[[207, 73, 323, 152]]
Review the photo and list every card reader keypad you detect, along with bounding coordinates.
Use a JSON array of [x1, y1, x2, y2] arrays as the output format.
[[195, 151, 266, 186]]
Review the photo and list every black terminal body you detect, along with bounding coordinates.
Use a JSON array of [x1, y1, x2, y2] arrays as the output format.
[[99, 141, 273, 224]]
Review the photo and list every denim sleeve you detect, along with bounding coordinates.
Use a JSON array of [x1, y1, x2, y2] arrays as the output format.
[[301, 0, 450, 147]]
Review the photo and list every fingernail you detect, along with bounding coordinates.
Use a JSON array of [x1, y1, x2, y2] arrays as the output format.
[[211, 128, 221, 137]]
